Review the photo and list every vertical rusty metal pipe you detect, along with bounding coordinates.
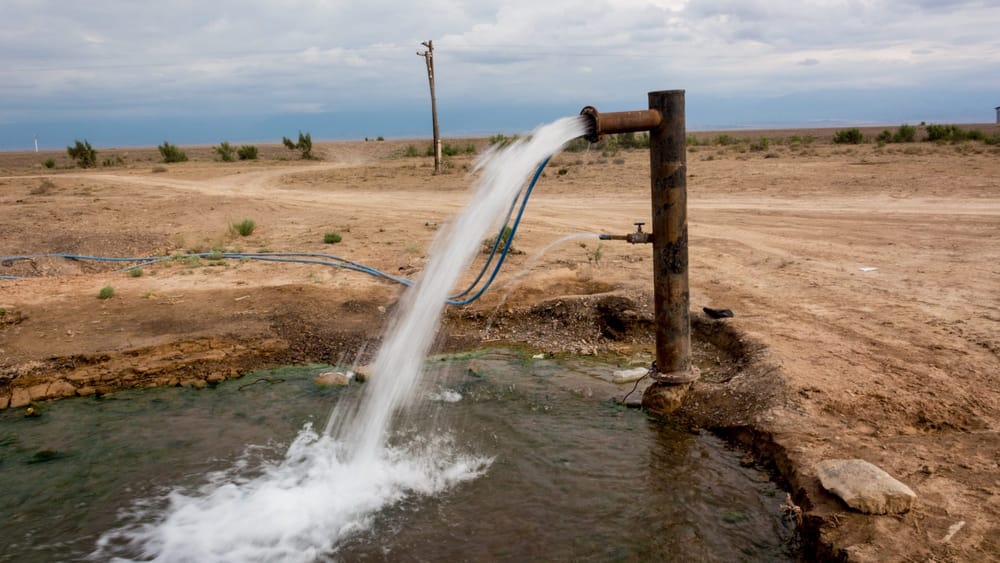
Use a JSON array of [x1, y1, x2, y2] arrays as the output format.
[[647, 90, 696, 383], [579, 91, 696, 387]]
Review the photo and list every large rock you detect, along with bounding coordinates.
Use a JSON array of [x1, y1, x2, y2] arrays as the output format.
[[816, 459, 916, 514]]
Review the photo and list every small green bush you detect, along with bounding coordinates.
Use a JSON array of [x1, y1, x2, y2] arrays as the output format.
[[965, 129, 985, 142], [323, 232, 342, 244], [231, 218, 256, 237], [98, 286, 114, 299], [214, 141, 236, 162], [893, 124, 916, 143], [236, 145, 258, 160], [924, 124, 973, 143], [282, 131, 315, 159], [404, 144, 419, 157], [102, 154, 125, 167], [158, 141, 188, 163], [376, 136, 384, 141], [67, 139, 97, 168], [749, 137, 770, 152], [876, 130, 893, 144], [617, 132, 649, 149], [833, 128, 864, 144], [712, 134, 737, 146], [442, 144, 461, 157], [489, 133, 519, 147], [482, 225, 514, 254], [42, 158, 55, 169], [129, 268, 143, 278]]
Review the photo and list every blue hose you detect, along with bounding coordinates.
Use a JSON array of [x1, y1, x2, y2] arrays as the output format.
[[0, 157, 555, 305]]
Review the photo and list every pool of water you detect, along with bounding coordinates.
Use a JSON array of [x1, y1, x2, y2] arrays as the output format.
[[0, 350, 797, 561]]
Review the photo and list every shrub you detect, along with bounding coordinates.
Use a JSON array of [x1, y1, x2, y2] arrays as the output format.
[[617, 132, 649, 149], [712, 134, 737, 146], [102, 154, 126, 167], [893, 124, 916, 143], [924, 124, 969, 143], [489, 133, 518, 147], [965, 129, 985, 142], [833, 128, 864, 144], [323, 231, 342, 244], [231, 218, 256, 237], [464, 144, 476, 154], [98, 286, 114, 299], [482, 225, 514, 254], [282, 131, 315, 159], [376, 136, 384, 141], [237, 145, 258, 160], [42, 158, 55, 169], [749, 137, 770, 152], [67, 139, 97, 168], [404, 144, 419, 157], [158, 141, 188, 163], [129, 268, 143, 278], [425, 144, 435, 157], [442, 144, 461, 157], [876, 130, 893, 144], [214, 141, 236, 162]]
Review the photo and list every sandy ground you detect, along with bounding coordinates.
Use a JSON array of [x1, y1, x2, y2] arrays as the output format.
[[1, 130, 999, 561]]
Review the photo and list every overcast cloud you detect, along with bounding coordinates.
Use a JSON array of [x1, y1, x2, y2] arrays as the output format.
[[2, 0, 998, 147]]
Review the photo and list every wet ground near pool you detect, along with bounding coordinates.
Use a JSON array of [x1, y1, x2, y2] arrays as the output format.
[[0, 349, 799, 561]]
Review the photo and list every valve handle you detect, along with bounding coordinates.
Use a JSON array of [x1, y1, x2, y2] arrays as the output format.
[[633, 222, 645, 232]]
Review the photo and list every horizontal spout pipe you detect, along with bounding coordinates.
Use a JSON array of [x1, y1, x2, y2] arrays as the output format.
[[579, 106, 662, 143]]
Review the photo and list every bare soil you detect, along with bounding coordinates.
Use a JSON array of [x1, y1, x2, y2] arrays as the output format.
[[2, 128, 999, 561]]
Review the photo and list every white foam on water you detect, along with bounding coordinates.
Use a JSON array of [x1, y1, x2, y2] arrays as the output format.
[[428, 389, 463, 403], [94, 116, 588, 561]]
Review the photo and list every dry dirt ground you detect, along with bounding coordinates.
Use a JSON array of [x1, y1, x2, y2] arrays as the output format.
[[1, 129, 999, 561]]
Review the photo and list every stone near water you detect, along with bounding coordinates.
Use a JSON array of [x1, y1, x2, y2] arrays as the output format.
[[612, 367, 648, 383], [10, 387, 32, 408], [314, 371, 351, 386], [642, 383, 690, 415], [815, 459, 916, 514]]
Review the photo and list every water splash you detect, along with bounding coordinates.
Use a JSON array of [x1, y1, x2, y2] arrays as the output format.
[[94, 115, 588, 561]]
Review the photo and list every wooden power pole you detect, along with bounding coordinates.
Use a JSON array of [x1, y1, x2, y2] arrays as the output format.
[[417, 40, 441, 173]]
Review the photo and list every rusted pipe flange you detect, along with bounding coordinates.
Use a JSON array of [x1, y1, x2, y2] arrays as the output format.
[[650, 366, 701, 384]]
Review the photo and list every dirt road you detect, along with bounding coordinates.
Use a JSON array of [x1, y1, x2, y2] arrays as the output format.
[[1, 136, 998, 561]]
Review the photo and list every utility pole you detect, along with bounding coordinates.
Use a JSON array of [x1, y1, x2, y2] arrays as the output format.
[[417, 40, 441, 173]]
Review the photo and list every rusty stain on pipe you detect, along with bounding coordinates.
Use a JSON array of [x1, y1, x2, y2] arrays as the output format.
[[579, 106, 662, 143]]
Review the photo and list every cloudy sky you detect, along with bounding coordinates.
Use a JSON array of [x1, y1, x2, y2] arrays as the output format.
[[2, 0, 999, 149]]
